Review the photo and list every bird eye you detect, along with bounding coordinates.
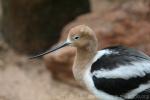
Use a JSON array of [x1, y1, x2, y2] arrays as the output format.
[[73, 36, 80, 40]]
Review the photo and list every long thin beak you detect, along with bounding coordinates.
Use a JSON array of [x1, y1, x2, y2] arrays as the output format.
[[29, 41, 70, 59]]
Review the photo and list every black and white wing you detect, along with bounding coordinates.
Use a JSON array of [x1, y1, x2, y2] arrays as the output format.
[[131, 88, 150, 100], [91, 46, 150, 99]]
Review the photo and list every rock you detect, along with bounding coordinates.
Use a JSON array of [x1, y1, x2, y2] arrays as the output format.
[[44, 0, 150, 84], [1, 0, 90, 54]]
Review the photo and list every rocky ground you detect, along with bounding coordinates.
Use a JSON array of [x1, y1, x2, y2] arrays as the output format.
[[0, 39, 96, 100]]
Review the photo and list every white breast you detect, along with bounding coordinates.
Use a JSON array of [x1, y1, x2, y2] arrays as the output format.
[[83, 63, 123, 100], [83, 51, 150, 100]]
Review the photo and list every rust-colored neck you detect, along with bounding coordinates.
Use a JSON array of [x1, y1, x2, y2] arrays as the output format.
[[72, 45, 97, 86], [76, 47, 96, 63]]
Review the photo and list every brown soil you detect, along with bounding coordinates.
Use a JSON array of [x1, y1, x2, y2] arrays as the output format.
[[0, 40, 96, 100]]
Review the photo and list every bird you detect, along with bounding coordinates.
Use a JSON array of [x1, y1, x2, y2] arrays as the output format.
[[30, 25, 150, 100]]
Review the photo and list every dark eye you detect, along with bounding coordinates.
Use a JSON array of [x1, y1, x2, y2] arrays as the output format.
[[74, 36, 80, 40]]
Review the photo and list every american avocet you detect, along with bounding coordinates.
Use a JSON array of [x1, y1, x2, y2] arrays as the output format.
[[30, 25, 150, 100]]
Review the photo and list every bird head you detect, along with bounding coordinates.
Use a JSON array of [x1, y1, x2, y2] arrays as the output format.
[[29, 25, 97, 59], [67, 25, 97, 49]]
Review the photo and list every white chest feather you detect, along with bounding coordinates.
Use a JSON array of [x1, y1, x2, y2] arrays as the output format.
[[83, 66, 123, 100]]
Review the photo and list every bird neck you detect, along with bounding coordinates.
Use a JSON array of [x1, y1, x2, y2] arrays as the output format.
[[75, 38, 98, 61], [76, 48, 96, 62], [72, 46, 97, 85]]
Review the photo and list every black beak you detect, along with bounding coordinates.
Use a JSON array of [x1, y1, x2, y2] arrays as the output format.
[[29, 41, 70, 59]]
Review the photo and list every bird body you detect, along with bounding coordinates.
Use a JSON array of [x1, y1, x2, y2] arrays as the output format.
[[30, 25, 150, 100], [75, 46, 150, 100]]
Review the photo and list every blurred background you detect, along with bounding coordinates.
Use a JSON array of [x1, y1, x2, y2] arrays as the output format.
[[0, 0, 150, 100]]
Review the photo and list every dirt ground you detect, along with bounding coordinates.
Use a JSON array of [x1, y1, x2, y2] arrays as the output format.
[[0, 39, 96, 100]]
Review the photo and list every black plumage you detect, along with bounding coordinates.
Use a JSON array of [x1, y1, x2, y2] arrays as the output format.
[[91, 46, 150, 72], [90, 46, 150, 99], [131, 88, 150, 100], [92, 74, 150, 96]]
